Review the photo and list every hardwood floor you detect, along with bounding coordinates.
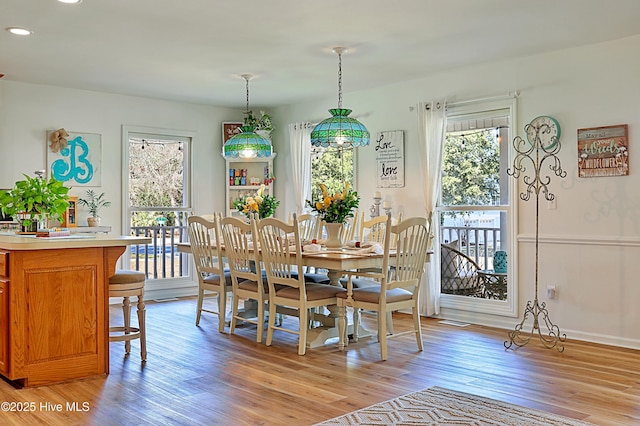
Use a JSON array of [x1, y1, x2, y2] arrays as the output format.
[[1, 296, 639, 425]]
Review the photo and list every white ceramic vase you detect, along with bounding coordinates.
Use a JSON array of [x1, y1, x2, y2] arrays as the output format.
[[324, 222, 344, 249], [87, 216, 101, 227]]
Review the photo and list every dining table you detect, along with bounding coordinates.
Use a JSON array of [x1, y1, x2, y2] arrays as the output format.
[[176, 241, 387, 348]]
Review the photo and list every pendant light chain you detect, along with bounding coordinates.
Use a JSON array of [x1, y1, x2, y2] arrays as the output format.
[[310, 46, 370, 148], [337, 50, 343, 109], [245, 75, 250, 114]]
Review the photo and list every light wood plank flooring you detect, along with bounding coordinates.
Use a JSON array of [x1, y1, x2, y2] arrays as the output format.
[[0, 296, 638, 425]]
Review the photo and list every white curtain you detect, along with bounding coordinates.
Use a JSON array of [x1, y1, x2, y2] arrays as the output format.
[[417, 100, 447, 316], [288, 122, 312, 214]]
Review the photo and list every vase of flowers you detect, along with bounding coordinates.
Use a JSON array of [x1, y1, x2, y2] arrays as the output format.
[[307, 183, 360, 249], [233, 184, 280, 219]]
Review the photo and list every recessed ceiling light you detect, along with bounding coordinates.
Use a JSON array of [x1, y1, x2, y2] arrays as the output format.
[[6, 27, 33, 36], [58, 0, 83, 3]]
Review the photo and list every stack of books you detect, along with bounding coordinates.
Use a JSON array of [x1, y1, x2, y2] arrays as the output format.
[[36, 228, 71, 238]]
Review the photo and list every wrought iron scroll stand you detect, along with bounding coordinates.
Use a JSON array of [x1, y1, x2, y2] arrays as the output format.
[[504, 122, 567, 352]]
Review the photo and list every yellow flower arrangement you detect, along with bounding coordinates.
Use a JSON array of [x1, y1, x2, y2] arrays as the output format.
[[233, 184, 280, 219], [307, 183, 360, 224]]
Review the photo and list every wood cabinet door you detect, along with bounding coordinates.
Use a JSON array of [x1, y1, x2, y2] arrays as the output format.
[[0, 279, 8, 376]]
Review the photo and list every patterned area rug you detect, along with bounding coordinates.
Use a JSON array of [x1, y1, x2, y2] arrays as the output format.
[[315, 386, 593, 426]]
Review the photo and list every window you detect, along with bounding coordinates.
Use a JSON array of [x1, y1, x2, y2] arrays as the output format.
[[310, 147, 354, 201], [437, 100, 517, 316], [122, 126, 194, 296]]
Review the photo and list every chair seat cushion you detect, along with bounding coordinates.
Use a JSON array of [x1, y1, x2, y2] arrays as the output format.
[[275, 283, 346, 301], [336, 286, 412, 304], [203, 269, 233, 286], [110, 270, 146, 284], [237, 279, 270, 293], [304, 272, 331, 284], [339, 277, 380, 289]]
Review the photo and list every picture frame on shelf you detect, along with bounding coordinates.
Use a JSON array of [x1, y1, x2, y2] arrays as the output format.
[[222, 122, 243, 144]]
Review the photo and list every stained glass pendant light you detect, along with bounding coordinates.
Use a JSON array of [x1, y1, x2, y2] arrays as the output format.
[[311, 47, 370, 148], [223, 74, 272, 158]]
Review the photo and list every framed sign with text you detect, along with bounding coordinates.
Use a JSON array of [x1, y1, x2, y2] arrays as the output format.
[[375, 130, 404, 188], [222, 122, 243, 144], [577, 124, 628, 178]]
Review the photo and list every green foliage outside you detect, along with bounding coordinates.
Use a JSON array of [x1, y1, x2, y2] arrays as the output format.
[[310, 147, 354, 203], [441, 130, 500, 207], [129, 140, 185, 227]]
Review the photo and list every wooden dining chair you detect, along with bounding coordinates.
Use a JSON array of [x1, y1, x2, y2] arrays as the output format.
[[296, 213, 330, 283], [337, 216, 430, 360], [360, 212, 403, 248], [336, 211, 360, 242], [220, 214, 268, 343], [187, 214, 233, 332], [297, 213, 320, 243], [257, 214, 346, 355]]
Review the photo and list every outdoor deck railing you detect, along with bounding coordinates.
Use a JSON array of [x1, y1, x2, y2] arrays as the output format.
[[441, 225, 502, 270], [130, 224, 190, 279]]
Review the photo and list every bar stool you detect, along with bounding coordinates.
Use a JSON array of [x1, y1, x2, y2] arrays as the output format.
[[109, 270, 147, 361]]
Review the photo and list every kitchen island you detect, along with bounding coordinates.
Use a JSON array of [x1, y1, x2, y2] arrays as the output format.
[[0, 233, 151, 387]]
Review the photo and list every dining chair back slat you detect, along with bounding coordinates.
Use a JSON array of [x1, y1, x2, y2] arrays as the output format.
[[297, 213, 320, 243]]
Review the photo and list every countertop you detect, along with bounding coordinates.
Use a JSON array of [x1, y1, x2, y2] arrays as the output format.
[[0, 233, 151, 250]]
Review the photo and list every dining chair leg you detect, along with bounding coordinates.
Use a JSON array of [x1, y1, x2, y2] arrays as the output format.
[[196, 288, 204, 326], [298, 307, 308, 355], [230, 293, 240, 335], [386, 312, 395, 334], [379, 308, 388, 361], [217, 289, 226, 333], [266, 301, 276, 347], [413, 306, 423, 351], [255, 299, 265, 344]]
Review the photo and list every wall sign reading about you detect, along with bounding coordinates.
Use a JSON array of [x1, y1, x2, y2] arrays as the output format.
[[375, 130, 404, 188], [577, 124, 629, 178]]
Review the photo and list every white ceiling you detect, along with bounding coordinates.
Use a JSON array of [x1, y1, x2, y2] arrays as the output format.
[[2, 0, 640, 108]]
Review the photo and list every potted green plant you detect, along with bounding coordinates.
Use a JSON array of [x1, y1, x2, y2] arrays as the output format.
[[0, 172, 70, 233], [78, 190, 111, 227], [244, 110, 274, 139]]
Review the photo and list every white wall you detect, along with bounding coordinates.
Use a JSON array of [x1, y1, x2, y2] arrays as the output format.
[[0, 83, 246, 301], [0, 81, 242, 229], [270, 35, 640, 349]]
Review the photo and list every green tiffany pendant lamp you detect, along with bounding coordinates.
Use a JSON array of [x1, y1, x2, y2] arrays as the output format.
[[223, 74, 272, 158], [311, 47, 370, 148]]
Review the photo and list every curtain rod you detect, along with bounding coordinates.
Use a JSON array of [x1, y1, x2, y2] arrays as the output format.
[[409, 90, 520, 111]]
